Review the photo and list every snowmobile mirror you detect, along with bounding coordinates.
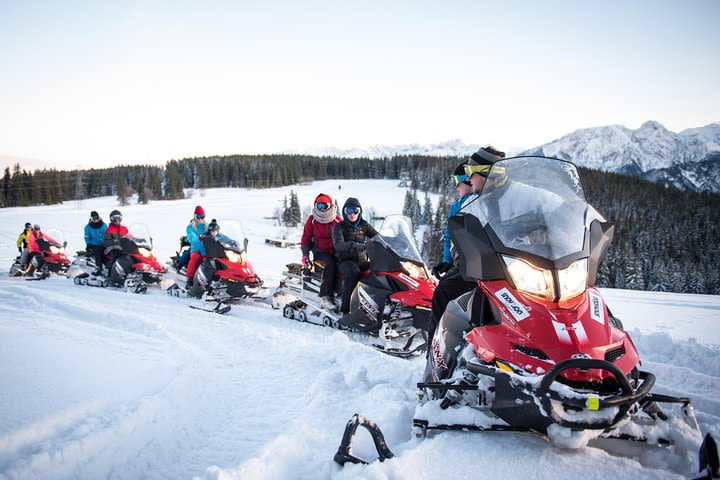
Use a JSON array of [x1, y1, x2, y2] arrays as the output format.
[[244, 238, 249, 252], [63, 241, 67, 248]]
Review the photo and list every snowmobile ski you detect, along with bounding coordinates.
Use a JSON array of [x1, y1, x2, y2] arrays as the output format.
[[189, 301, 231, 315]]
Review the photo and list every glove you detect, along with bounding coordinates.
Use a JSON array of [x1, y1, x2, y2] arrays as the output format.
[[431, 262, 452, 278], [18, 246, 22, 253], [301, 255, 310, 267], [354, 242, 366, 252]]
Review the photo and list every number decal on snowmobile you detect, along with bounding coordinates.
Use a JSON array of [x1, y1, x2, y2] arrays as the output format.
[[398, 273, 419, 288], [494, 288, 530, 321], [588, 292, 604, 324], [552, 320, 572, 344]]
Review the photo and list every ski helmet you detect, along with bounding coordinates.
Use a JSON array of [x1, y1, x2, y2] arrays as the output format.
[[33, 224, 41, 231], [109, 210, 122, 224], [24, 222, 31, 229], [452, 161, 472, 186]]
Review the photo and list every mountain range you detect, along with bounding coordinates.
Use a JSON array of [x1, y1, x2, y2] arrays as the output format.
[[281, 121, 720, 193]]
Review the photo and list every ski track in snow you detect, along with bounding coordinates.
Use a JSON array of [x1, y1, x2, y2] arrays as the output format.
[[1, 184, 719, 480]]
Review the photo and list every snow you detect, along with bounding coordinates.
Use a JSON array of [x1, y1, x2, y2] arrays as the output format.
[[1, 181, 719, 480]]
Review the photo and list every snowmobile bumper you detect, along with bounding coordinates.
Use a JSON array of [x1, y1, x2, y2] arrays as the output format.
[[334, 414, 394, 466], [535, 358, 655, 430]]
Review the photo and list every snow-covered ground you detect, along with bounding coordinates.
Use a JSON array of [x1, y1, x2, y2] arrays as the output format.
[[0, 180, 718, 480]]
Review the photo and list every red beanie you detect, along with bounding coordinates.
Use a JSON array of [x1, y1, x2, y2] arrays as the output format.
[[315, 193, 332, 205], [194, 205, 205, 216]]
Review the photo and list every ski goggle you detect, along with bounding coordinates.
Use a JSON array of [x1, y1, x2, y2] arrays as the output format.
[[195, 213, 205, 219], [315, 202, 330, 211], [110, 214, 122, 223], [344, 206, 361, 215], [451, 174, 469, 186], [463, 163, 492, 177], [33, 225, 41, 231]]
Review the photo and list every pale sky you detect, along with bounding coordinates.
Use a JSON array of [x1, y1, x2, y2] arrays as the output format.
[[1, 0, 718, 171]]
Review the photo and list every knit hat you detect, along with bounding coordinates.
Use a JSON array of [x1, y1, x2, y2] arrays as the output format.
[[194, 205, 205, 216], [207, 218, 220, 233], [469, 145, 505, 165], [90, 210, 100, 220], [314, 193, 333, 206]]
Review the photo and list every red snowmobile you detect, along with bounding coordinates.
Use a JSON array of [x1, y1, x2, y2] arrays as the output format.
[[10, 228, 70, 279], [166, 219, 265, 313], [70, 224, 165, 293], [335, 157, 719, 478], [273, 215, 435, 357]]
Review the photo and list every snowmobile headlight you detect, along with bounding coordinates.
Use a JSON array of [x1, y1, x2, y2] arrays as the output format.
[[50, 246, 64, 255], [138, 247, 153, 258], [502, 255, 554, 301], [557, 258, 588, 302], [226, 250, 241, 263], [401, 261, 427, 280]]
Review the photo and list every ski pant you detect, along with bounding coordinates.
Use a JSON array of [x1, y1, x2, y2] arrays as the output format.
[[338, 259, 370, 314], [428, 269, 476, 347], [186, 251, 205, 279], [177, 249, 191, 267], [19, 247, 29, 267], [313, 250, 337, 298], [87, 245, 104, 270]]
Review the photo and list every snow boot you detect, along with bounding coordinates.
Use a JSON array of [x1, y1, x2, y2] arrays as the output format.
[[321, 296, 339, 312]]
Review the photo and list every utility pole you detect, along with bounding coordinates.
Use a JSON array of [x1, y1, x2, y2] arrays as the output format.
[[75, 172, 84, 210]]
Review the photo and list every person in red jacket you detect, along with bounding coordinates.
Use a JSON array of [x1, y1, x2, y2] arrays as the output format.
[[301, 193, 342, 311], [104, 209, 129, 274]]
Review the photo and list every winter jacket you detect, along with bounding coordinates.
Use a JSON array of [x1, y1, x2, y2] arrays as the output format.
[[332, 197, 378, 263], [17, 230, 31, 249], [301, 215, 342, 256], [84, 220, 108, 247], [104, 224, 129, 254], [27, 231, 44, 253], [443, 193, 473, 263], [186, 219, 207, 255]]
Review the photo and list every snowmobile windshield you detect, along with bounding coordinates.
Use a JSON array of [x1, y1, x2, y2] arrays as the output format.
[[215, 219, 247, 253], [43, 228, 64, 247], [127, 224, 153, 249], [374, 215, 424, 264], [461, 157, 601, 260]]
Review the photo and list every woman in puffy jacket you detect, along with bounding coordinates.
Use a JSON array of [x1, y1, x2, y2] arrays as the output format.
[[331, 197, 378, 314], [185, 205, 207, 287], [301, 193, 342, 311]]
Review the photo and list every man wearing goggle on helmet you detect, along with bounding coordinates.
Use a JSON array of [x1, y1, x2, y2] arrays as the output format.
[[426, 145, 506, 345], [301, 194, 342, 311], [104, 210, 130, 279]]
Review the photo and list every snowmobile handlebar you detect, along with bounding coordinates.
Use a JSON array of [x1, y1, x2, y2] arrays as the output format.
[[538, 358, 656, 430]]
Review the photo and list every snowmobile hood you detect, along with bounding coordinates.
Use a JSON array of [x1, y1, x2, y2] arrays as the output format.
[[470, 282, 640, 384]]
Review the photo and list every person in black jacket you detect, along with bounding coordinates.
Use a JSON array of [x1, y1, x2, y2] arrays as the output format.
[[332, 197, 379, 314]]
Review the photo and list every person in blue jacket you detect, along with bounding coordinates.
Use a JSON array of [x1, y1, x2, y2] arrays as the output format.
[[185, 205, 207, 287], [431, 161, 475, 278], [84, 210, 108, 275]]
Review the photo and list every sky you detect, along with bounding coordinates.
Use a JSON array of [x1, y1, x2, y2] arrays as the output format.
[[1, 0, 719, 171]]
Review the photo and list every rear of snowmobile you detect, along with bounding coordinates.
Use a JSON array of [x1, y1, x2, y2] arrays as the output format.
[[166, 219, 267, 314], [272, 215, 434, 357], [335, 157, 719, 478]]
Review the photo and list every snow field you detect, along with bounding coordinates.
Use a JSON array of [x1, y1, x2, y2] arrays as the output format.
[[0, 180, 718, 479]]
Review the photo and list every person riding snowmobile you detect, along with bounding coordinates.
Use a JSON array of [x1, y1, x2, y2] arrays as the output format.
[[185, 205, 207, 288], [301, 193, 342, 312], [431, 161, 475, 279], [427, 145, 505, 343], [16, 222, 32, 270], [104, 210, 129, 281], [84, 211, 108, 276], [332, 197, 379, 314]]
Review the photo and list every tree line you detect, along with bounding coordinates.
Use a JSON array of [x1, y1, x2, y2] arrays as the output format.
[[2, 154, 718, 294]]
